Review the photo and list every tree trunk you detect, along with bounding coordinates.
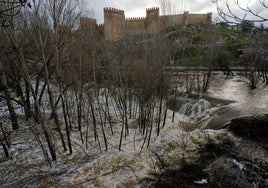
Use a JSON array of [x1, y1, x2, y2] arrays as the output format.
[[157, 95, 163, 136], [0, 62, 18, 130], [1, 143, 9, 158], [61, 91, 72, 155]]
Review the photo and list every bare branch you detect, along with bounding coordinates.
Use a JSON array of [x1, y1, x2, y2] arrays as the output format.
[[0, 0, 30, 18], [213, 0, 268, 24]]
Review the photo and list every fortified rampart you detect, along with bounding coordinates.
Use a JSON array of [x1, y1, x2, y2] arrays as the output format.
[[79, 17, 104, 39], [104, 7, 125, 41], [81, 7, 212, 41]]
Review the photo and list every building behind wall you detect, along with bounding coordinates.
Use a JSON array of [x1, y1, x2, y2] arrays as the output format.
[[81, 7, 212, 41]]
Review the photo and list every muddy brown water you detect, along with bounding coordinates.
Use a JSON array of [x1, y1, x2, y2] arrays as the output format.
[[206, 75, 268, 129]]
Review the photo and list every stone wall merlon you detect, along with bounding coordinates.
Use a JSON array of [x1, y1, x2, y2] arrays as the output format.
[[146, 7, 159, 11], [101, 7, 211, 41], [126, 17, 146, 21], [104, 7, 124, 14], [80, 17, 97, 22]]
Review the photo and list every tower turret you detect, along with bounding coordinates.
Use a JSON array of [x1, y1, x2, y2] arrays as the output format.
[[104, 7, 125, 41], [146, 7, 160, 33], [146, 7, 159, 19]]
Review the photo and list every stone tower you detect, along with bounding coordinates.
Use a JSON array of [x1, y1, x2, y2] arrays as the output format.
[[100, 7, 212, 41], [206, 12, 212, 24], [146, 7, 160, 33], [104, 7, 125, 41], [80, 17, 97, 33]]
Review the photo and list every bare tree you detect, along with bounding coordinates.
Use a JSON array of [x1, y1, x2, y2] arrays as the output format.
[[0, 61, 18, 130], [212, 0, 268, 25], [47, 0, 83, 153], [0, 1, 31, 130], [0, 0, 30, 18], [240, 49, 263, 88], [158, 0, 186, 15], [212, 0, 268, 87]]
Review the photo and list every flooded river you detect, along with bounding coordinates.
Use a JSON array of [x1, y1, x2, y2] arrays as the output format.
[[207, 74, 268, 129]]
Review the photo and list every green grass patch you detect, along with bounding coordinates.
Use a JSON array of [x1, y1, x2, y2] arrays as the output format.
[[174, 56, 204, 67]]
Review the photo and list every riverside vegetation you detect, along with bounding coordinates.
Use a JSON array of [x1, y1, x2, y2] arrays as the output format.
[[0, 0, 268, 187]]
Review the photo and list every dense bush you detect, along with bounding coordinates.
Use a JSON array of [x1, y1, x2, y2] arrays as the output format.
[[230, 116, 268, 140]]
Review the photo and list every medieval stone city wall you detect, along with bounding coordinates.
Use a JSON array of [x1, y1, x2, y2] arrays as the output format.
[[80, 17, 97, 31], [104, 7, 125, 41], [125, 18, 147, 36], [97, 24, 104, 38], [160, 14, 184, 27], [80, 7, 212, 41], [186, 13, 212, 25]]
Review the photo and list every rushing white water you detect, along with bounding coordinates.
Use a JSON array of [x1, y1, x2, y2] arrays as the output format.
[[0, 107, 230, 187], [1, 74, 267, 187], [180, 99, 211, 118]]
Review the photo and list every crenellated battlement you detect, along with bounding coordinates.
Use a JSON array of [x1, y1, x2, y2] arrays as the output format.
[[80, 17, 97, 26], [146, 7, 160, 20], [97, 24, 104, 38], [126, 17, 146, 21], [80, 17, 98, 32], [80, 7, 212, 41], [97, 24, 104, 28], [146, 7, 159, 12], [104, 7, 124, 14]]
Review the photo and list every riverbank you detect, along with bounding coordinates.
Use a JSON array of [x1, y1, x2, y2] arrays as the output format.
[[229, 115, 268, 143], [148, 121, 268, 187]]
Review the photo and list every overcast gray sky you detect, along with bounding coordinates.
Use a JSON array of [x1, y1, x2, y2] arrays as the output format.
[[84, 0, 268, 25]]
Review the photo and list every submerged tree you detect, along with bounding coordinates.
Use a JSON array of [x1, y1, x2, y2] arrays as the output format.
[[0, 1, 33, 130], [212, 0, 268, 86]]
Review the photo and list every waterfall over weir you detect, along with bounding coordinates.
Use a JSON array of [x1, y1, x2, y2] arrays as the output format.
[[180, 99, 211, 118]]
